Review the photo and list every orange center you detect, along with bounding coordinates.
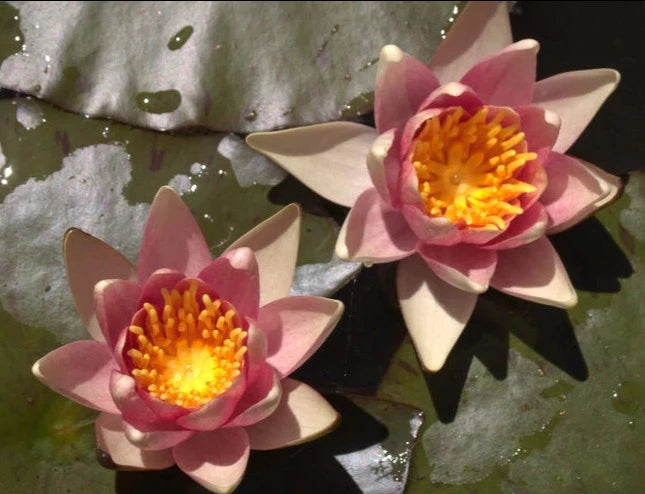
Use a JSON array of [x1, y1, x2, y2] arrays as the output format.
[[411, 106, 537, 230], [127, 281, 247, 409]]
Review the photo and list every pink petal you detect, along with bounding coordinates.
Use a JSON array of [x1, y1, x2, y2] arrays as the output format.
[[366, 129, 401, 206], [483, 202, 548, 250], [517, 150, 549, 211], [541, 152, 617, 234], [123, 421, 193, 451], [396, 255, 478, 371], [335, 189, 416, 263], [94, 279, 141, 349], [176, 373, 246, 431], [429, 1, 513, 83], [246, 378, 338, 450], [533, 69, 620, 153], [516, 106, 561, 151], [490, 236, 577, 308], [95, 413, 175, 470], [225, 364, 282, 428], [416, 82, 484, 115], [226, 204, 300, 305], [138, 269, 186, 308], [246, 122, 375, 207], [32, 340, 119, 414], [246, 322, 268, 380], [401, 203, 460, 246], [199, 247, 260, 319], [173, 427, 249, 494], [138, 391, 190, 423], [419, 244, 497, 293], [400, 107, 445, 161], [258, 296, 343, 378], [374, 44, 440, 133], [137, 186, 211, 281], [109, 371, 160, 425], [461, 39, 539, 106], [64, 228, 136, 341]]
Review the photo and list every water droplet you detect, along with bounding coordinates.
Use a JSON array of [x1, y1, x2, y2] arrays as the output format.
[[44, 54, 51, 62], [244, 110, 258, 122], [136, 90, 181, 114], [359, 57, 379, 71], [32, 84, 41, 93], [611, 380, 645, 416], [14, 35, 20, 42], [330, 24, 339, 34], [167, 25, 194, 50], [344, 73, 352, 81], [218, 169, 228, 176], [363, 261, 374, 268], [281, 107, 294, 117]]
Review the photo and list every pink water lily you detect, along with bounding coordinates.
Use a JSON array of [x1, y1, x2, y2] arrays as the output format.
[[32, 187, 343, 493], [245, 2, 622, 372]]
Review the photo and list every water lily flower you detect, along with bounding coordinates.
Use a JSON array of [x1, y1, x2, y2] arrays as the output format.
[[32, 187, 343, 493], [245, 2, 621, 372]]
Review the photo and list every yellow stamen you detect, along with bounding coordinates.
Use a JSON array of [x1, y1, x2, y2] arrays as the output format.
[[411, 106, 537, 230], [127, 280, 247, 409]]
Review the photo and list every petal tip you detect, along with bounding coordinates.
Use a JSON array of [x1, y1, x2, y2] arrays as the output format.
[[31, 359, 43, 380], [379, 44, 403, 64]]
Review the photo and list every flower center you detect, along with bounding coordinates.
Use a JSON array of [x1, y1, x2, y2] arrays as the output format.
[[411, 106, 537, 230], [127, 281, 247, 409]]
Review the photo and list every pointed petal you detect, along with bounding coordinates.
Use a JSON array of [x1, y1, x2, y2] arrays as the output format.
[[419, 244, 497, 293], [375, 44, 440, 133], [483, 202, 548, 250], [173, 427, 249, 494], [64, 228, 136, 341], [137, 186, 211, 281], [123, 421, 193, 451], [109, 371, 160, 425], [95, 413, 174, 470], [176, 374, 246, 431], [246, 378, 338, 450], [541, 153, 618, 234], [32, 340, 119, 414], [94, 279, 141, 349], [226, 364, 282, 427], [516, 106, 561, 151], [366, 129, 400, 206], [533, 69, 620, 153], [258, 296, 343, 378], [429, 1, 513, 83], [491, 236, 577, 308], [416, 82, 484, 115], [246, 322, 268, 379], [461, 39, 539, 106], [396, 255, 478, 372], [137, 269, 186, 308], [335, 189, 416, 263], [246, 123, 375, 207], [226, 204, 300, 305], [199, 247, 260, 319], [401, 203, 460, 246]]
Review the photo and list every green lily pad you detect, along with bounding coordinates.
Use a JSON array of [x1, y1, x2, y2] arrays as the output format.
[[0, 1, 460, 132], [377, 173, 645, 493]]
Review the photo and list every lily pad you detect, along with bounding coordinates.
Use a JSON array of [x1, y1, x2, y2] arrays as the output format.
[[376, 172, 645, 493], [0, 1, 459, 132], [0, 96, 342, 344]]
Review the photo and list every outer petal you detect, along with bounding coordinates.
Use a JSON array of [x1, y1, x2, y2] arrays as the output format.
[[541, 153, 618, 234], [419, 244, 497, 294], [173, 427, 249, 494], [225, 364, 282, 427], [226, 204, 300, 306], [396, 255, 478, 372], [137, 186, 211, 281], [258, 296, 344, 378], [64, 228, 136, 341], [429, 1, 513, 83], [533, 69, 621, 153], [95, 413, 175, 470], [335, 189, 416, 263], [94, 279, 141, 349], [246, 378, 339, 450], [367, 129, 400, 206], [375, 44, 440, 133], [246, 122, 375, 207], [490, 236, 577, 308], [483, 202, 548, 250], [176, 373, 246, 431], [516, 106, 561, 151], [123, 421, 194, 451], [460, 39, 539, 106], [199, 247, 260, 319], [32, 340, 119, 414]]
